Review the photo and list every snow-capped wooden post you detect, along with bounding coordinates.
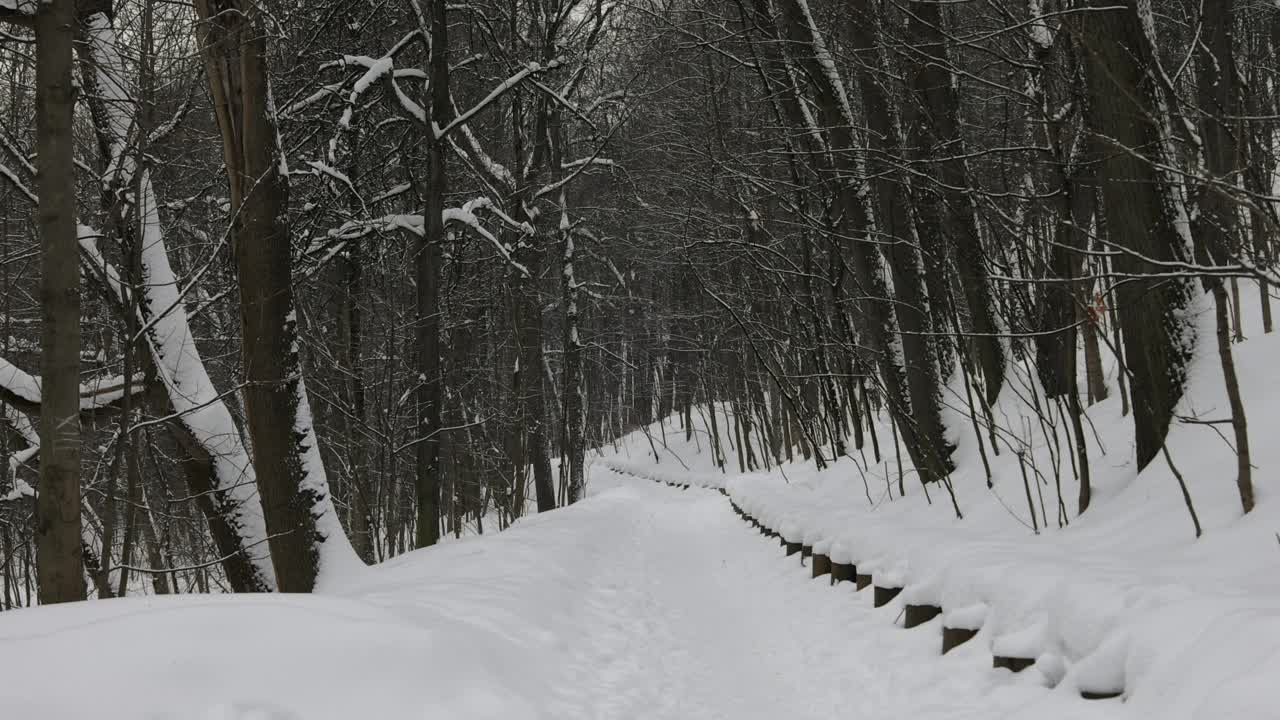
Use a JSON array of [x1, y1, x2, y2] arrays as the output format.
[[992, 655, 1035, 673], [903, 604, 941, 628], [831, 562, 855, 584], [941, 605, 985, 653], [873, 584, 902, 607], [855, 572, 872, 590], [811, 552, 831, 579], [941, 627, 978, 654]]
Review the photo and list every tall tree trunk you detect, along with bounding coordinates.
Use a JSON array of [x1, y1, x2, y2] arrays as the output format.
[[337, 248, 374, 560], [1078, 0, 1196, 471], [412, 0, 451, 547], [840, 0, 955, 482], [195, 0, 359, 590], [559, 195, 586, 504], [764, 0, 951, 486], [902, 0, 1005, 402], [1194, 0, 1253, 513], [76, 2, 274, 592], [34, 0, 86, 604]]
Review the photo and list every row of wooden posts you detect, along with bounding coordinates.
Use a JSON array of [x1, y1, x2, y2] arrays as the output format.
[[614, 466, 1123, 702]]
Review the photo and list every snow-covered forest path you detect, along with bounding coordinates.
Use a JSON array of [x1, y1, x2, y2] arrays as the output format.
[[521, 469, 1113, 720], [546, 476, 836, 720], [0, 465, 1120, 720]]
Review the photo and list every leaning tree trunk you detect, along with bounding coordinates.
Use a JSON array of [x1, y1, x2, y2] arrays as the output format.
[[75, 1, 274, 592], [194, 0, 359, 590], [34, 0, 87, 604], [1078, 0, 1196, 471]]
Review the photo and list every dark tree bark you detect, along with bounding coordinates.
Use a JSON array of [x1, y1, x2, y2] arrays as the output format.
[[413, 0, 450, 547], [1194, 0, 1253, 513], [195, 0, 356, 590], [34, 0, 87, 604], [1078, 0, 1196, 471], [336, 247, 374, 559], [763, 0, 954, 485], [840, 0, 955, 483], [901, 0, 1005, 403]]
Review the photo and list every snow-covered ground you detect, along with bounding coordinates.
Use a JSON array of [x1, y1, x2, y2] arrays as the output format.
[[0, 466, 1126, 720], [593, 283, 1280, 720], [4, 286, 1277, 718]]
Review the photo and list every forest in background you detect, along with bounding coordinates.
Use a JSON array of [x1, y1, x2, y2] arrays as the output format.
[[0, 0, 1275, 603]]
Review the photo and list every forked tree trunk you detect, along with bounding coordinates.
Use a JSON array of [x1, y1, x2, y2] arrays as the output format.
[[194, 0, 359, 590]]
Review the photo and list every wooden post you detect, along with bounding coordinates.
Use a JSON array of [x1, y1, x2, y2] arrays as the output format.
[[941, 626, 978, 654], [903, 604, 941, 628], [873, 585, 902, 607], [831, 562, 855, 584], [811, 553, 831, 579], [992, 655, 1036, 673]]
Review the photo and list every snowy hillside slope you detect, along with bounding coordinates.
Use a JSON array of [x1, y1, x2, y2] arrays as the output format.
[[597, 284, 1280, 719]]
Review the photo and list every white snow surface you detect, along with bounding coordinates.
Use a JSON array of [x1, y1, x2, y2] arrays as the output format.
[[0, 471, 1128, 720], [3, 284, 1278, 718], [617, 282, 1280, 719]]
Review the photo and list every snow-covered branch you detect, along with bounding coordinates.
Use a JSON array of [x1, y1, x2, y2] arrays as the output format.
[[0, 356, 146, 415], [325, 198, 531, 277], [434, 58, 564, 139]]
